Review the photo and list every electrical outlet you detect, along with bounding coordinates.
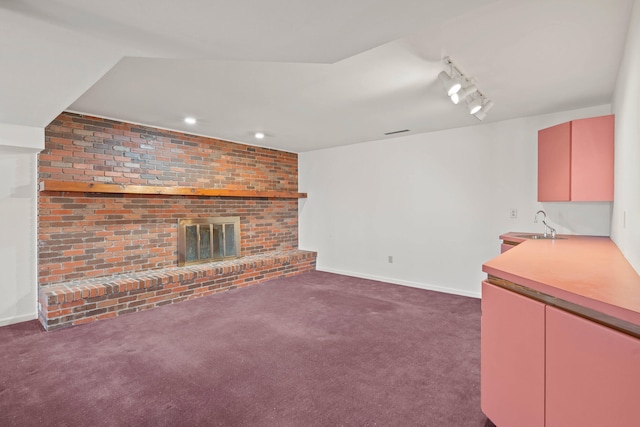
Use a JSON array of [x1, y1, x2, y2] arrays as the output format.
[[388, 256, 393, 264], [509, 208, 518, 219]]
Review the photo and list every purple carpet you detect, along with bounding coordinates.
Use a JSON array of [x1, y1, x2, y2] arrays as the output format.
[[0, 271, 490, 426]]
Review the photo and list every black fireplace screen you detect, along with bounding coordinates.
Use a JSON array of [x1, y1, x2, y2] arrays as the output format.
[[178, 217, 240, 266]]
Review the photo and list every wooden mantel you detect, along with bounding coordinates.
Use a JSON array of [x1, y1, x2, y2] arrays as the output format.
[[39, 180, 307, 199]]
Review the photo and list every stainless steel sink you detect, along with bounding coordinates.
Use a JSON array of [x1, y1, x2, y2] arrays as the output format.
[[516, 234, 566, 240]]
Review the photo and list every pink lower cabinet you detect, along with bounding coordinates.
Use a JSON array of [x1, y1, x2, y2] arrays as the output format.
[[546, 306, 640, 427], [481, 282, 545, 427]]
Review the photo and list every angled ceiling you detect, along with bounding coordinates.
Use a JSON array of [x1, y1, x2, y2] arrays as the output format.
[[0, 0, 634, 152]]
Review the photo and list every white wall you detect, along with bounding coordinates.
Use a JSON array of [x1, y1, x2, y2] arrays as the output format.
[[611, 0, 640, 274], [299, 105, 611, 298], [0, 123, 44, 151], [0, 125, 42, 326]]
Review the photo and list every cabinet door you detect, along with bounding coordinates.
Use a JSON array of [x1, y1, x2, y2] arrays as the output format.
[[538, 122, 571, 201], [570, 114, 614, 201], [546, 306, 640, 427], [481, 282, 545, 427]]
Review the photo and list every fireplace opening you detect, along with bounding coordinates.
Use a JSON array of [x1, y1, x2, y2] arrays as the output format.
[[178, 217, 241, 266]]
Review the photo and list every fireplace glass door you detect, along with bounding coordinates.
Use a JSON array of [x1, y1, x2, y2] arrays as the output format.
[[178, 217, 240, 266]]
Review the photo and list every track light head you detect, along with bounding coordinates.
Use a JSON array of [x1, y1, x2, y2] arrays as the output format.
[[450, 84, 477, 105], [438, 71, 462, 96], [466, 95, 483, 115], [474, 100, 495, 121]]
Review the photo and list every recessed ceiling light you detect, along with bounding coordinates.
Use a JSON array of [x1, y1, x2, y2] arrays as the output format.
[[184, 117, 196, 125], [254, 132, 265, 139]]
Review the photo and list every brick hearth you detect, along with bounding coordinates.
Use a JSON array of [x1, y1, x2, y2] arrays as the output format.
[[39, 250, 316, 330]]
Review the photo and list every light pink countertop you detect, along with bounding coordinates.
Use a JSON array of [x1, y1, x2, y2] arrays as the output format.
[[483, 233, 640, 328]]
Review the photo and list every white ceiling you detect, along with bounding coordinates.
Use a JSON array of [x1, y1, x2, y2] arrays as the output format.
[[0, 0, 634, 152]]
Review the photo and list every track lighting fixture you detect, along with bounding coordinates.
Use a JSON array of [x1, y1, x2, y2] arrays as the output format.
[[439, 57, 493, 121]]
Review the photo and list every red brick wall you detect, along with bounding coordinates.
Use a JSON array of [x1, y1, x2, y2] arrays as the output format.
[[38, 113, 300, 286], [40, 113, 297, 190]]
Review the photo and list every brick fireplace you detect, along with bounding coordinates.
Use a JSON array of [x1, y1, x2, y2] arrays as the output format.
[[37, 112, 316, 330]]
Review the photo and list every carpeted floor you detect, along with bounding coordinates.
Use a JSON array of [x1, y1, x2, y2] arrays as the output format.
[[0, 271, 491, 426]]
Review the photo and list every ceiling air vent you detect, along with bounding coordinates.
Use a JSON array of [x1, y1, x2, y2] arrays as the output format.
[[384, 129, 410, 136]]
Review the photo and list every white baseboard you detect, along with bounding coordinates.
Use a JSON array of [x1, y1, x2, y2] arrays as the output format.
[[317, 267, 481, 299], [0, 312, 38, 328]]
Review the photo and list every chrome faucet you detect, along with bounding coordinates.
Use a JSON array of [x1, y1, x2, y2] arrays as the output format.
[[534, 210, 556, 238]]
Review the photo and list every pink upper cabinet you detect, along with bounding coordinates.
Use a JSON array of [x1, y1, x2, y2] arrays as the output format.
[[538, 121, 571, 201], [538, 114, 614, 202]]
